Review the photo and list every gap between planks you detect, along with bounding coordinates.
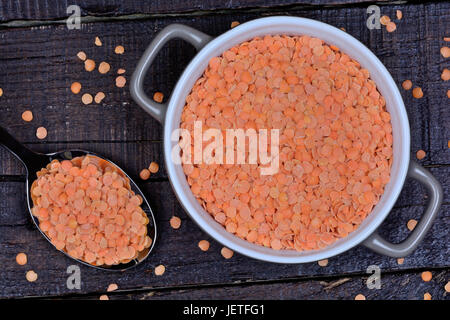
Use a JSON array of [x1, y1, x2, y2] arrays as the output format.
[[0, 0, 413, 29]]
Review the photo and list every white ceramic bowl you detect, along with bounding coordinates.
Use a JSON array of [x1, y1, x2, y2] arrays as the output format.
[[131, 16, 442, 263]]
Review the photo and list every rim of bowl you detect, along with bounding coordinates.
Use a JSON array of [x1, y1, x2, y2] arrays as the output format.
[[163, 16, 410, 263]]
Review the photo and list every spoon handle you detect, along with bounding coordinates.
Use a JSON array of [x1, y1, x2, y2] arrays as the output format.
[[0, 126, 37, 170]]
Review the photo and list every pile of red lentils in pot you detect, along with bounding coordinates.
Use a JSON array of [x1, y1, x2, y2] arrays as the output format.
[[180, 34, 393, 251], [30, 155, 152, 266]]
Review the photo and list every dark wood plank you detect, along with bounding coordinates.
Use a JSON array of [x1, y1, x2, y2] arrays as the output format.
[[86, 269, 450, 300], [0, 2, 448, 166], [0, 0, 387, 23], [1, 177, 448, 298]]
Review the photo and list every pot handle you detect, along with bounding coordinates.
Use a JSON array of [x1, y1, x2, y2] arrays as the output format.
[[362, 161, 443, 257], [130, 24, 212, 124]]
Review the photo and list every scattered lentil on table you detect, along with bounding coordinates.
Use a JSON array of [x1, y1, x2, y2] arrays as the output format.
[[231, 21, 240, 28], [107, 283, 118, 292], [82, 93, 93, 105], [198, 240, 210, 251], [139, 169, 150, 180], [441, 68, 450, 81], [154, 264, 165, 276], [354, 294, 366, 300], [16, 253, 27, 265], [386, 21, 397, 33], [153, 92, 164, 103], [416, 150, 426, 160], [36, 127, 47, 140], [412, 87, 423, 99], [115, 46, 125, 54], [94, 92, 106, 104], [95, 36, 102, 47], [445, 281, 450, 293], [99, 62, 111, 74], [423, 292, 432, 300], [115, 76, 126, 88], [407, 219, 418, 231], [380, 16, 390, 25], [221, 247, 234, 259], [402, 80, 412, 90], [441, 46, 450, 58], [84, 59, 96, 72], [26, 270, 38, 282], [71, 82, 82, 94], [77, 51, 87, 61], [30, 155, 152, 266], [149, 162, 159, 174], [396, 10, 403, 20]]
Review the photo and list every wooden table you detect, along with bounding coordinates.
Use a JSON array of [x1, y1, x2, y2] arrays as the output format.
[[0, 0, 448, 300]]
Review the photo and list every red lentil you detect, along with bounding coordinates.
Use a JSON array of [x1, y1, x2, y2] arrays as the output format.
[[198, 240, 210, 251], [16, 253, 27, 265], [26, 270, 38, 282], [441, 47, 450, 58], [407, 219, 417, 231], [402, 80, 412, 90], [116, 76, 126, 88], [36, 127, 47, 140], [115, 46, 125, 54], [180, 35, 393, 252], [416, 150, 426, 160], [99, 62, 111, 74], [412, 87, 423, 99], [421, 271, 432, 282], [153, 92, 164, 103], [170, 216, 181, 229], [441, 68, 450, 81], [22, 110, 33, 122], [95, 37, 102, 47], [82, 93, 93, 105], [221, 247, 234, 259], [155, 264, 165, 276], [85, 59, 96, 72]]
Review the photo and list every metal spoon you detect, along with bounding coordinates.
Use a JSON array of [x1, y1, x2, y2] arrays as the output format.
[[0, 126, 157, 271]]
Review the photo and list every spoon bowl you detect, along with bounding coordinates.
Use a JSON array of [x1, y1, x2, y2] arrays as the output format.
[[1, 126, 157, 271]]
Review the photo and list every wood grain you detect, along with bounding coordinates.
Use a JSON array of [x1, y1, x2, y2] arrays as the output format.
[[0, 0, 390, 23]]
